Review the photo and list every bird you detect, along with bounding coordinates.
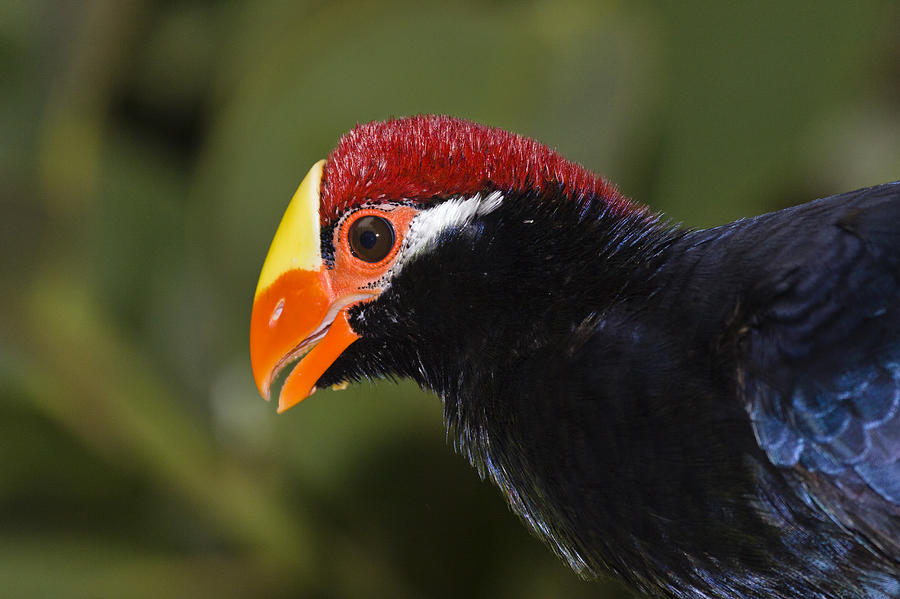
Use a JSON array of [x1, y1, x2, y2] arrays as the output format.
[[249, 115, 900, 599]]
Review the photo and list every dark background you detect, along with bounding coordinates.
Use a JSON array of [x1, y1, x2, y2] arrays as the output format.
[[2, 1, 898, 597]]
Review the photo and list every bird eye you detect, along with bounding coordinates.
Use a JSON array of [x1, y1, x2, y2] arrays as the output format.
[[348, 215, 395, 263]]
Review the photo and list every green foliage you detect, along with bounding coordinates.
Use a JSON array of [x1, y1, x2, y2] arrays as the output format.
[[1, 1, 897, 597]]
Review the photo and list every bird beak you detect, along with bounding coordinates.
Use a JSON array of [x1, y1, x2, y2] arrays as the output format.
[[250, 160, 362, 412]]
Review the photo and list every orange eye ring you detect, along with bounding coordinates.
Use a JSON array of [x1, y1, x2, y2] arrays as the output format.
[[340, 208, 403, 270], [328, 204, 419, 298]]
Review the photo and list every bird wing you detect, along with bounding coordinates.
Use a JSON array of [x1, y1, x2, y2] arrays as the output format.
[[740, 182, 900, 559]]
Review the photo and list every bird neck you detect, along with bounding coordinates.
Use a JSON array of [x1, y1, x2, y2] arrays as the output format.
[[387, 193, 682, 400]]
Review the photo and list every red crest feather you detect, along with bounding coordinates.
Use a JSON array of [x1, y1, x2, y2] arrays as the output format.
[[320, 115, 632, 224]]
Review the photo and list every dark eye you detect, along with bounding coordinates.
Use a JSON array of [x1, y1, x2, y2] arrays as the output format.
[[348, 215, 395, 263]]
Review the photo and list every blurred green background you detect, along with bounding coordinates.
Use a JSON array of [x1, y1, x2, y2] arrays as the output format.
[[2, 1, 898, 597]]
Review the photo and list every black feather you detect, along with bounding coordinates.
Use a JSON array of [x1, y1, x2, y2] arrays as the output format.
[[738, 183, 900, 562], [319, 182, 900, 598]]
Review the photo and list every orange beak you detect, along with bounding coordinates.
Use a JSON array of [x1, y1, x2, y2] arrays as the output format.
[[250, 161, 363, 412]]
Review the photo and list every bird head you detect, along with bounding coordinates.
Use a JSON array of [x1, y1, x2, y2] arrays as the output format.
[[250, 115, 634, 412]]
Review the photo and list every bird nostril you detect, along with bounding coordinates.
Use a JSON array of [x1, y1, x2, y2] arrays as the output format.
[[270, 298, 285, 327]]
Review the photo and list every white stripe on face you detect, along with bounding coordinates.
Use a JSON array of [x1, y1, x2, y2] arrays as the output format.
[[385, 191, 504, 284]]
